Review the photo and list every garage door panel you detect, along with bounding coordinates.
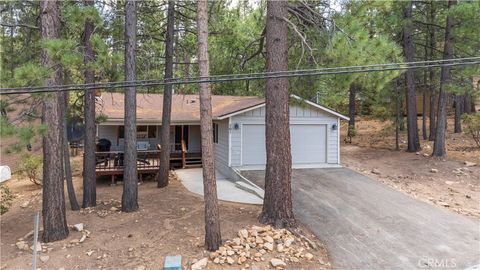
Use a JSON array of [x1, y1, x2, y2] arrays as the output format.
[[291, 125, 326, 164], [242, 125, 266, 165], [242, 124, 327, 166]]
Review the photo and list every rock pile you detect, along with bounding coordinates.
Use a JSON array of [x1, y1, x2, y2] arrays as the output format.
[[15, 223, 93, 252], [206, 225, 317, 269], [79, 199, 121, 217], [15, 240, 52, 253]]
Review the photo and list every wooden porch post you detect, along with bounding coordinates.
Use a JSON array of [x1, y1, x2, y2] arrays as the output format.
[[181, 125, 186, 168]]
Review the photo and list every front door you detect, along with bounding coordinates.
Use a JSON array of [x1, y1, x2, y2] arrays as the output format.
[[174, 125, 189, 151]]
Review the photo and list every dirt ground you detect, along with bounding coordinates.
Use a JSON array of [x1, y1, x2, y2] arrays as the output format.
[[341, 117, 480, 220], [0, 157, 329, 270]]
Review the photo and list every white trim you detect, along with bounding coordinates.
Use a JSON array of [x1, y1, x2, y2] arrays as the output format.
[[324, 124, 329, 163], [228, 117, 232, 166], [239, 123, 243, 166], [216, 103, 266, 120], [290, 94, 350, 121], [337, 117, 341, 164]]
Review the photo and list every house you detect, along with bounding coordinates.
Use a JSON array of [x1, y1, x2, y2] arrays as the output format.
[[95, 93, 349, 180]]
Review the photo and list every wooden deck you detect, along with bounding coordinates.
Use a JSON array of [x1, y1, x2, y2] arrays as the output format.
[[95, 150, 202, 179]]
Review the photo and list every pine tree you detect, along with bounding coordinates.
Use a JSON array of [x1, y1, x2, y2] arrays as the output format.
[[40, 0, 69, 242], [156, 0, 175, 188], [403, 0, 421, 152], [60, 90, 79, 211], [433, 0, 457, 157], [82, 0, 97, 208], [122, 0, 138, 212], [260, 0, 296, 228], [197, 0, 222, 251]]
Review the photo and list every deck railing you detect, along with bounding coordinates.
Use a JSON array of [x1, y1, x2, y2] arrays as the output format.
[[95, 150, 161, 174]]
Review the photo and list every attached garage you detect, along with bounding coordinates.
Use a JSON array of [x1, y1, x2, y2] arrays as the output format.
[[241, 124, 327, 166], [217, 95, 349, 171]]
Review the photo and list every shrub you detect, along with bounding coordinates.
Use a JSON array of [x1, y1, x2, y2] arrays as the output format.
[[462, 113, 480, 147], [19, 154, 43, 185], [0, 185, 15, 215]]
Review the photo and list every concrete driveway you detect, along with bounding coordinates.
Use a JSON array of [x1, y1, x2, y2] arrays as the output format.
[[176, 168, 262, 205], [241, 168, 480, 270]]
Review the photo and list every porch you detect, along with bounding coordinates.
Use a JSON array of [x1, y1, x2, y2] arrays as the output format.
[[95, 148, 202, 182]]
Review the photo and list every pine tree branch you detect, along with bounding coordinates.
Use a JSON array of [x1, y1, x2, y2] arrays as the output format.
[[283, 16, 318, 68], [0, 22, 39, 29], [241, 27, 266, 70], [413, 20, 444, 29]]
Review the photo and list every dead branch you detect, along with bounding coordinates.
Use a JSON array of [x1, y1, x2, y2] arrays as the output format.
[[283, 17, 318, 67], [241, 27, 266, 70]]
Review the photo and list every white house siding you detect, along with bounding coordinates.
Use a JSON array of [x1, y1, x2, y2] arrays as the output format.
[[213, 119, 230, 177], [229, 105, 339, 169], [97, 125, 121, 150]]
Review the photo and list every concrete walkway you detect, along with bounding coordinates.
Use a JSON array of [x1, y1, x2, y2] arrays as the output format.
[[241, 168, 480, 270], [176, 168, 262, 205]]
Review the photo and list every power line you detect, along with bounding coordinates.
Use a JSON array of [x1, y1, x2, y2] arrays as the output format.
[[2, 57, 478, 93], [1, 57, 479, 95], [3, 57, 477, 92], [3, 59, 479, 95]]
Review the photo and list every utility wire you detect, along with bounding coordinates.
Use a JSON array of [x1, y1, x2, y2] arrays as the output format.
[[2, 59, 479, 94], [1, 57, 479, 95], [3, 57, 478, 92], [2, 57, 478, 93]]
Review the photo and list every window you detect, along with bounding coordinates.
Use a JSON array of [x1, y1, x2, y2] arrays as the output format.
[[137, 126, 148, 139], [213, 123, 219, 144], [118, 125, 157, 139]]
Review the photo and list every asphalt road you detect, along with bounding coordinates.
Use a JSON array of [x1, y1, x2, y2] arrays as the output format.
[[241, 168, 480, 270]]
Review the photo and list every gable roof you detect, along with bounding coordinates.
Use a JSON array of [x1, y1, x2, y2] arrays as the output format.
[[216, 94, 349, 120], [97, 93, 349, 124], [291, 95, 350, 121]]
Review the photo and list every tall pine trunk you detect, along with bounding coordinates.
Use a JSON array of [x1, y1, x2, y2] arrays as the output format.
[[122, 0, 138, 212], [60, 90, 80, 211], [40, 0, 69, 242], [454, 94, 463, 133], [429, 93, 436, 141], [395, 79, 401, 150], [422, 91, 427, 140], [260, 0, 296, 229], [156, 0, 175, 188], [82, 0, 97, 208], [464, 92, 472, 114], [403, 0, 421, 152], [433, 0, 457, 157], [347, 84, 357, 138], [197, 0, 222, 251], [428, 1, 436, 141]]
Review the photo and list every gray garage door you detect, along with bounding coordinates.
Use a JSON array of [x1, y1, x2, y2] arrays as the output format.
[[241, 124, 327, 166]]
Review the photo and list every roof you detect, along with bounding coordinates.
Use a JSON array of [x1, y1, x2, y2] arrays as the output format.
[[97, 92, 264, 124], [97, 93, 349, 124], [290, 95, 350, 121]]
